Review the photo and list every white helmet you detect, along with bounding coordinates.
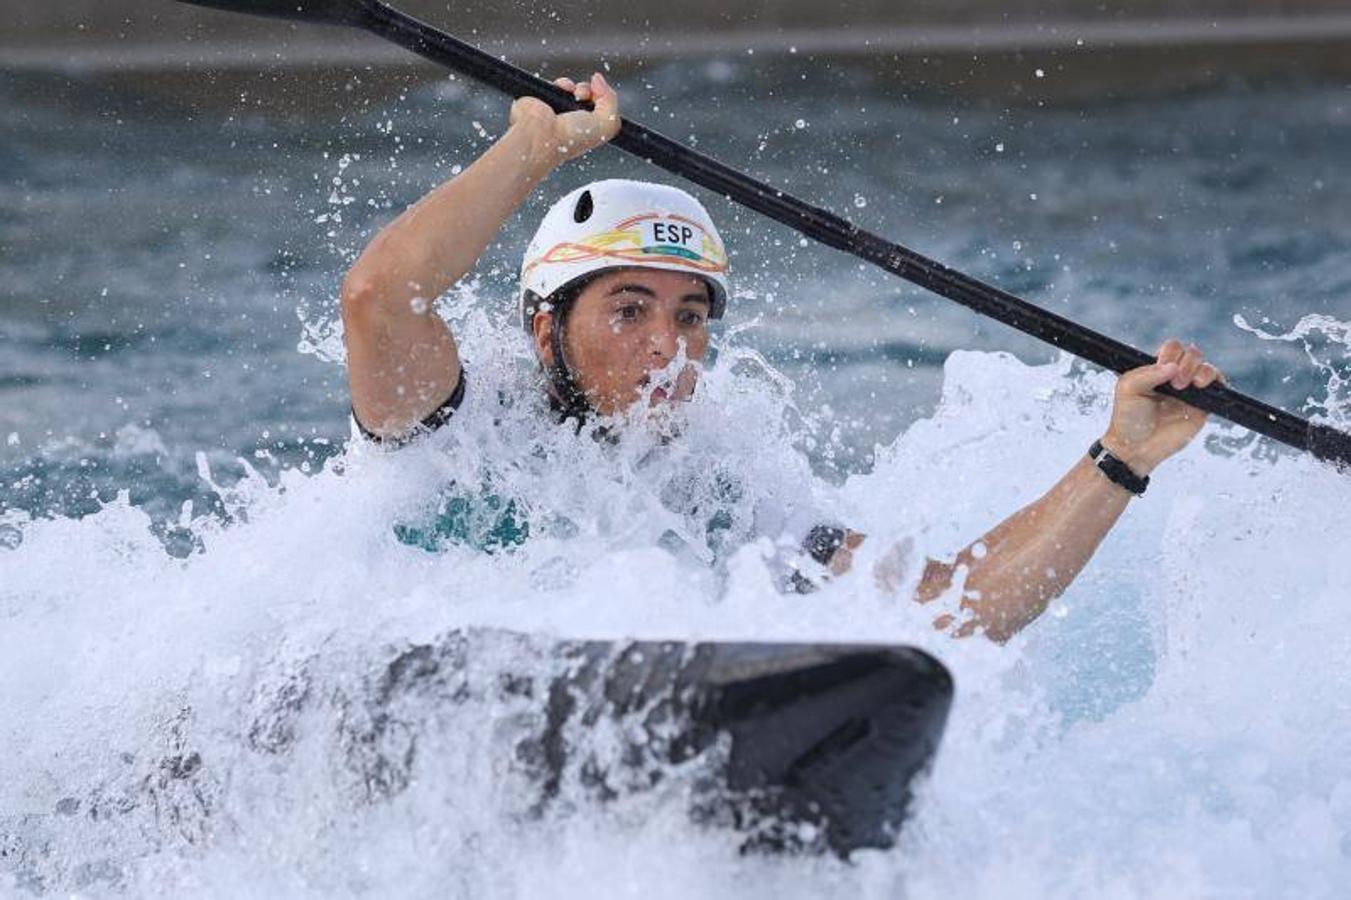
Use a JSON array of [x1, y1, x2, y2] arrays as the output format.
[[519, 179, 730, 334]]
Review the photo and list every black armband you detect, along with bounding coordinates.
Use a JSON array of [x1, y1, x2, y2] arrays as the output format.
[[803, 524, 847, 566], [354, 368, 466, 447]]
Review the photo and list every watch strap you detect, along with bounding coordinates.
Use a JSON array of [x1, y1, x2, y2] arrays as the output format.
[[1089, 439, 1150, 496]]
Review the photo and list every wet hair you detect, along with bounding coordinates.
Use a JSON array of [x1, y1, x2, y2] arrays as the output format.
[[531, 272, 604, 421]]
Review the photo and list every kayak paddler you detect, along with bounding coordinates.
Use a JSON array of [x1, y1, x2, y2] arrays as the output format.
[[340, 72, 1224, 642]]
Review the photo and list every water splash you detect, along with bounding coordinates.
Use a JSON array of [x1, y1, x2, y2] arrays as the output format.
[[3, 342, 1349, 897], [1233, 313, 1351, 428]]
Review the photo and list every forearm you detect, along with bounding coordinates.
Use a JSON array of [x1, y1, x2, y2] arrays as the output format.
[[340, 119, 556, 434], [344, 118, 557, 304], [904, 341, 1217, 643], [920, 455, 1133, 642]]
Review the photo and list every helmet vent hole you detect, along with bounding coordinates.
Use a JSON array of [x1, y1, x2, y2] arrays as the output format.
[[572, 190, 594, 224]]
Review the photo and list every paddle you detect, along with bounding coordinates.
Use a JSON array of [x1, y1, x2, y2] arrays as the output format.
[[177, 0, 1351, 470]]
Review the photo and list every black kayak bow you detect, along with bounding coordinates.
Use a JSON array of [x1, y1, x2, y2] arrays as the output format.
[[177, 0, 1351, 471]]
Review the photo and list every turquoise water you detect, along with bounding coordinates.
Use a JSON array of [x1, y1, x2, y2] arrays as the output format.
[[2, 60, 1350, 898]]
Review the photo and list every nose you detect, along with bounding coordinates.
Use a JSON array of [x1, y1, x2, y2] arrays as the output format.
[[648, 318, 680, 366]]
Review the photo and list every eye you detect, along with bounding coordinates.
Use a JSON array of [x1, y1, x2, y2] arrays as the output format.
[[616, 304, 640, 321], [678, 309, 707, 326]]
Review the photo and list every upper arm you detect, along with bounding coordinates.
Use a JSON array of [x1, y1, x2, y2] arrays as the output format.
[[341, 268, 462, 440]]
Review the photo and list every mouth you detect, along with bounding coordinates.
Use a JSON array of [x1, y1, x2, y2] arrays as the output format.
[[638, 372, 680, 405], [637, 370, 670, 400], [637, 362, 697, 408]]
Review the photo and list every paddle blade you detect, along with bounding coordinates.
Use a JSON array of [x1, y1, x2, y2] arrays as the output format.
[[174, 0, 375, 26]]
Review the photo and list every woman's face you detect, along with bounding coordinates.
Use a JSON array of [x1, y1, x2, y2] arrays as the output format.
[[532, 268, 712, 417]]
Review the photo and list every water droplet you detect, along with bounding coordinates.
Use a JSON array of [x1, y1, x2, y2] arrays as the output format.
[[995, 142, 1005, 153], [853, 194, 867, 208], [409, 296, 429, 315], [794, 118, 806, 129], [1035, 68, 1046, 78]]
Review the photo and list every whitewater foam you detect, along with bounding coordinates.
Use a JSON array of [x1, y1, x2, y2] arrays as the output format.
[[4, 330, 1349, 896]]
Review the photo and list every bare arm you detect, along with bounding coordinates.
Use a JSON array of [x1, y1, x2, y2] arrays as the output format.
[[914, 455, 1133, 642], [915, 339, 1223, 642], [828, 340, 1223, 642], [341, 73, 620, 438]]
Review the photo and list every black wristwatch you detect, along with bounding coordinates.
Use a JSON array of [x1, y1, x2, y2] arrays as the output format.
[[1088, 439, 1150, 496]]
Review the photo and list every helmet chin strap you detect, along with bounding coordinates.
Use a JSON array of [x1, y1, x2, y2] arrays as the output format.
[[545, 303, 593, 424]]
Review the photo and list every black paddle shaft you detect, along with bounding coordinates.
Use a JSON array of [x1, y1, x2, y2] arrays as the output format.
[[177, 0, 1351, 470]]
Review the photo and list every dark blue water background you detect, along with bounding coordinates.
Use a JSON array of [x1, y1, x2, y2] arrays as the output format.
[[1, 63, 1348, 543]]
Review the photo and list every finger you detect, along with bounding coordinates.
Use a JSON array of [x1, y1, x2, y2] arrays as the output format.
[[1156, 338, 1185, 366], [553, 76, 576, 90], [1194, 362, 1222, 389], [1120, 360, 1181, 396], [590, 72, 621, 134], [1173, 345, 1204, 389], [573, 81, 592, 101]]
